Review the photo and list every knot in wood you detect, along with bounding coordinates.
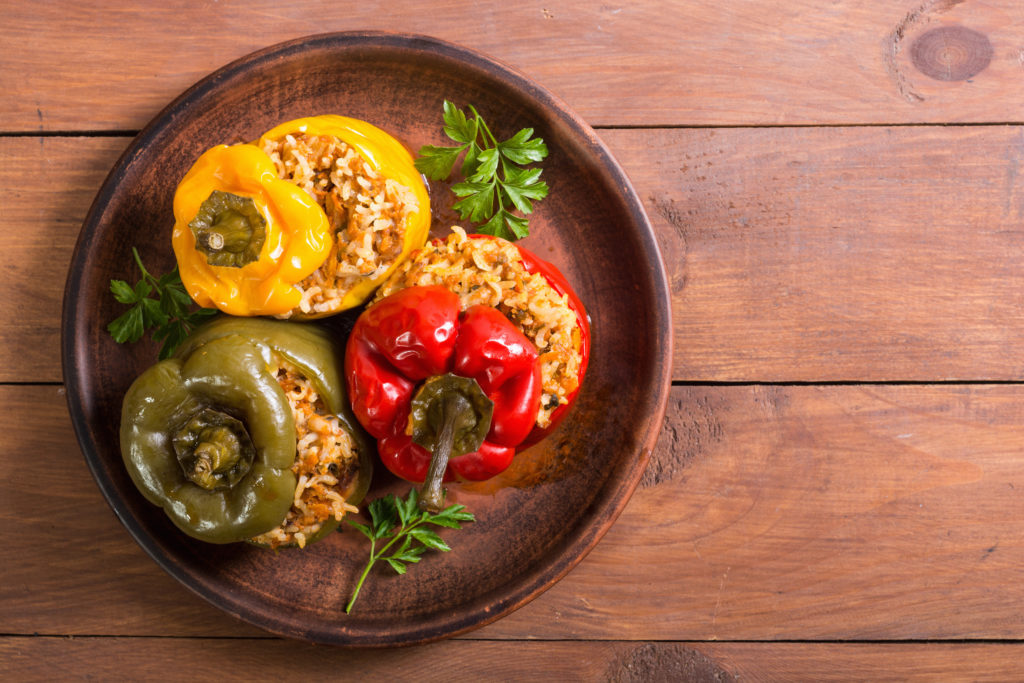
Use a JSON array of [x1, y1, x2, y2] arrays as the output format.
[[910, 26, 993, 82]]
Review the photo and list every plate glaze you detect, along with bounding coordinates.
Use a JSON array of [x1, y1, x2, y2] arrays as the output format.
[[62, 32, 672, 646]]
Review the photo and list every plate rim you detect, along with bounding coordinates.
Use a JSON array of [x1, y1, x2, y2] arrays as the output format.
[[61, 30, 673, 646]]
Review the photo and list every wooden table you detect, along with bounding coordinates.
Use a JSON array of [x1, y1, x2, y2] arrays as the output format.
[[5, 1, 1024, 679]]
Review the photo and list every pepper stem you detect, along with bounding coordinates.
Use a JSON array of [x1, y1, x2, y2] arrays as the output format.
[[172, 408, 255, 490], [189, 190, 266, 268], [419, 393, 464, 512], [407, 374, 493, 513]]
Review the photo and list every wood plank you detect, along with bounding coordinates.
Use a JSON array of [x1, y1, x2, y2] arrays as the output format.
[[3, 1, 1024, 130], [698, 642, 1024, 682], [486, 384, 1024, 640], [6, 384, 1024, 640], [0, 137, 129, 383], [603, 124, 1024, 381], [2, 638, 1023, 681], [15, 125, 1024, 383]]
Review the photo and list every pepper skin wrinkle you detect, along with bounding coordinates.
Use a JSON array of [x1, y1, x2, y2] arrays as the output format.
[[172, 144, 331, 316], [120, 335, 297, 543], [173, 115, 430, 317], [120, 317, 373, 545], [345, 285, 542, 485]]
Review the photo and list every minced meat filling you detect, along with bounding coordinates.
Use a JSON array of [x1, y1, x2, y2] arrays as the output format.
[[262, 133, 417, 317], [249, 362, 360, 549]]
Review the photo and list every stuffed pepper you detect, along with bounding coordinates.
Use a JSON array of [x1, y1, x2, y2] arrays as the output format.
[[120, 317, 372, 548], [172, 115, 431, 319], [346, 227, 590, 509]]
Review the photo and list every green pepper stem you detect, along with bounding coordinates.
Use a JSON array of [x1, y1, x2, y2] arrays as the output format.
[[418, 393, 464, 513], [408, 373, 493, 512], [172, 409, 254, 491], [189, 190, 266, 268]]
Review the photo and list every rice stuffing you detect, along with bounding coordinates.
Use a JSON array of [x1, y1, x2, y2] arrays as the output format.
[[374, 226, 584, 429], [261, 133, 419, 317], [249, 361, 361, 549]]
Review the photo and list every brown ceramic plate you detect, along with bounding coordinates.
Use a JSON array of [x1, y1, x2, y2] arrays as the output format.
[[62, 32, 671, 646]]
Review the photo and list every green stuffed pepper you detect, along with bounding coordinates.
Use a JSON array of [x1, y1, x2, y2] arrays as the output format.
[[120, 317, 372, 548]]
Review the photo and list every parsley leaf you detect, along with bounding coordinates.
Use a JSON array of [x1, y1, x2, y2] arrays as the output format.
[[106, 248, 217, 359], [441, 99, 477, 143], [413, 144, 463, 179], [344, 488, 474, 613], [415, 101, 549, 241], [498, 127, 548, 164]]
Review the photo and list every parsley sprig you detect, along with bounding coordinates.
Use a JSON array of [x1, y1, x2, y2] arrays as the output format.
[[415, 100, 549, 241], [107, 248, 217, 359], [345, 489, 474, 613]]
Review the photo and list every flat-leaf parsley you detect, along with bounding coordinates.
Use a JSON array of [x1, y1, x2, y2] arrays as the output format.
[[415, 101, 548, 241], [107, 248, 218, 359], [345, 488, 474, 613]]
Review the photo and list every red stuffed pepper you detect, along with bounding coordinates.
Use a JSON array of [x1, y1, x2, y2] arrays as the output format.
[[346, 228, 590, 509], [500, 237, 590, 446]]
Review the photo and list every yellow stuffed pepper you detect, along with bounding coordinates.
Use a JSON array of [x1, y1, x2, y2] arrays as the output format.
[[172, 116, 431, 318]]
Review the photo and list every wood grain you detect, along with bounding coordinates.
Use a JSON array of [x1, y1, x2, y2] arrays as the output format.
[[0, 386, 259, 638], [6, 384, 1024, 641], [611, 124, 1024, 381], [0, 137, 129, 383], [13, 124, 1024, 383], [3, 638, 1023, 681], [3, 1, 1024, 130], [489, 384, 1024, 641]]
